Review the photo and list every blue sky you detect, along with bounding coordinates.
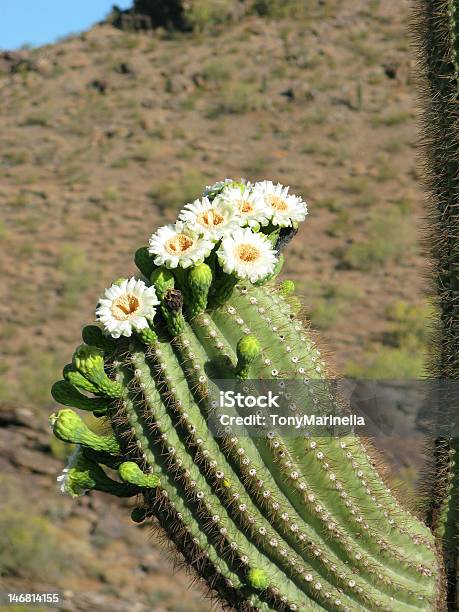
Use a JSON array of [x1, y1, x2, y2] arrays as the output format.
[[0, 1, 132, 50]]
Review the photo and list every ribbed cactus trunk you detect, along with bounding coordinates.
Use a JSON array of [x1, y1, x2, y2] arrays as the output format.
[[412, 2, 459, 608], [49, 177, 442, 610]]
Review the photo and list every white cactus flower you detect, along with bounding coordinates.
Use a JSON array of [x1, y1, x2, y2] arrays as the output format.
[[217, 227, 278, 283], [96, 277, 159, 339], [148, 221, 214, 269], [178, 196, 240, 240], [253, 181, 308, 227]]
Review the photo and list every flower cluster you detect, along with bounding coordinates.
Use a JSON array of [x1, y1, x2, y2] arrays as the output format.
[[148, 179, 307, 274], [96, 180, 307, 338]]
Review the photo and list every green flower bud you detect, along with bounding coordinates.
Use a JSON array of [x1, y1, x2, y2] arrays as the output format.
[[150, 269, 187, 335], [50, 409, 121, 454], [58, 447, 139, 498], [134, 246, 156, 279], [136, 326, 158, 345], [187, 263, 213, 317], [188, 262, 213, 290], [247, 568, 269, 590], [64, 364, 99, 393], [51, 380, 108, 416], [57, 448, 98, 498], [279, 280, 295, 297], [82, 325, 115, 352], [118, 462, 160, 488], [236, 335, 260, 379], [237, 335, 260, 363], [73, 344, 104, 378], [72, 344, 122, 398], [151, 267, 175, 299]]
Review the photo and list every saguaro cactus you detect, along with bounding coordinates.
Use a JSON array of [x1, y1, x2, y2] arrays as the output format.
[[413, 2, 459, 608], [50, 177, 444, 610]]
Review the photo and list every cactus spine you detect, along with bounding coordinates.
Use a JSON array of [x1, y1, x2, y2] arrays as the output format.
[[49, 177, 445, 610]]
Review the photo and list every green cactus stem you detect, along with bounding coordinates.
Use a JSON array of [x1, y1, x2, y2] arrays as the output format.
[[49, 178, 442, 610]]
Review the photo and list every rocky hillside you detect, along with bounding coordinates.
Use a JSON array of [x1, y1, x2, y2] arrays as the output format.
[[0, 0, 431, 609]]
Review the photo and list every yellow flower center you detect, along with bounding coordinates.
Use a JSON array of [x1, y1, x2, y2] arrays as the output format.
[[111, 294, 140, 321], [236, 243, 261, 263], [165, 233, 194, 254], [197, 209, 224, 228], [238, 200, 253, 214], [267, 195, 288, 211]]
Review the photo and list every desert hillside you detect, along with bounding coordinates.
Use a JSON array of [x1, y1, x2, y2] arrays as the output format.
[[0, 1, 432, 610]]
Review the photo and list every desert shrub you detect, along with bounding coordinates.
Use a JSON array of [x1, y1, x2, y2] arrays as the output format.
[[344, 301, 432, 378], [1, 150, 29, 166], [210, 82, 262, 116], [326, 210, 350, 237], [382, 300, 434, 349], [186, 0, 237, 29], [0, 509, 70, 581], [340, 209, 414, 271], [244, 155, 271, 177], [371, 110, 412, 127], [201, 57, 235, 84], [344, 346, 425, 379], [309, 284, 362, 330], [130, 141, 159, 162], [22, 112, 52, 127], [148, 169, 208, 212], [57, 245, 95, 311], [20, 349, 61, 408], [252, 0, 308, 18]]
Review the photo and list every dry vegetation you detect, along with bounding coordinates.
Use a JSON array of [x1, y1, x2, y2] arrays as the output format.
[[0, 0, 433, 609]]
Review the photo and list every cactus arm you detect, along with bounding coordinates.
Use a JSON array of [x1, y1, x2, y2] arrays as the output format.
[[136, 326, 428, 608], [413, 1, 459, 605], [126, 347, 350, 608]]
